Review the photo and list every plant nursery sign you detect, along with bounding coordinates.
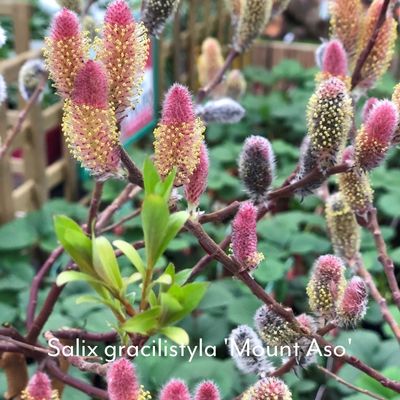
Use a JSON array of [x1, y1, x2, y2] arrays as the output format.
[[120, 38, 159, 145]]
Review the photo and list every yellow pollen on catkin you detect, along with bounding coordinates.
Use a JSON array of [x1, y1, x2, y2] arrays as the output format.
[[325, 193, 361, 261], [153, 118, 205, 186]]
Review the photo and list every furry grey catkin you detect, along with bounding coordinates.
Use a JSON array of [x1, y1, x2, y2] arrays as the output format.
[[239, 135, 275, 203], [196, 98, 245, 124], [142, 0, 180, 37]]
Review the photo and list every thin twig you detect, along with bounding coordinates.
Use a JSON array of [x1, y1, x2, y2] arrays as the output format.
[[120, 146, 144, 188], [354, 255, 400, 343], [366, 208, 400, 310], [46, 359, 108, 399], [87, 181, 104, 235], [197, 49, 239, 102], [317, 365, 385, 400], [0, 72, 48, 159], [26, 246, 64, 330], [44, 332, 108, 376], [351, 0, 391, 89], [100, 208, 141, 234], [51, 329, 118, 342]]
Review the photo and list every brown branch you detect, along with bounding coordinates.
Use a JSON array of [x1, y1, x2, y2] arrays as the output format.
[[267, 163, 351, 200], [317, 365, 385, 400], [197, 49, 239, 102], [0, 72, 48, 159], [185, 220, 400, 393], [26, 283, 64, 343], [95, 184, 140, 229], [45, 359, 108, 399], [198, 201, 241, 224], [365, 208, 400, 310], [351, 0, 391, 89], [26, 246, 64, 329], [120, 146, 144, 188], [51, 329, 118, 342], [100, 208, 141, 234], [87, 181, 104, 235], [355, 256, 400, 342], [44, 332, 108, 376]]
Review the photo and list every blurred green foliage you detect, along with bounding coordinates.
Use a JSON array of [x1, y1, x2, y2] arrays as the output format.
[[0, 60, 399, 399]]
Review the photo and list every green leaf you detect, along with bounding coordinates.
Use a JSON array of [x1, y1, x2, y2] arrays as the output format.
[[143, 158, 160, 195], [113, 240, 145, 277], [156, 211, 189, 259], [142, 194, 169, 268], [56, 271, 105, 287], [153, 274, 173, 286], [124, 273, 142, 285], [54, 215, 93, 274], [0, 218, 39, 251], [159, 292, 184, 324], [122, 306, 162, 334], [160, 326, 189, 345], [174, 269, 192, 285], [92, 236, 123, 291]]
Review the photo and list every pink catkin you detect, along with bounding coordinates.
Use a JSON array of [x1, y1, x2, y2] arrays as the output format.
[[356, 99, 398, 170], [107, 358, 140, 400], [25, 372, 53, 400], [159, 379, 191, 400], [194, 381, 220, 400], [51, 8, 80, 40], [232, 202, 260, 269], [72, 60, 108, 108], [362, 97, 379, 123], [322, 39, 348, 77], [161, 84, 195, 125], [63, 61, 120, 177], [314, 254, 345, 283], [338, 276, 368, 325], [45, 8, 85, 97], [184, 142, 209, 206], [104, 0, 133, 25], [154, 84, 205, 186], [101, 0, 149, 113]]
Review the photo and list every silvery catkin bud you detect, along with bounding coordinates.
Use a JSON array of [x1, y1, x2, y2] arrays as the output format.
[[325, 192, 361, 262], [242, 378, 292, 400], [142, 0, 180, 37], [233, 0, 273, 53], [239, 135, 275, 203], [225, 0, 243, 30], [337, 276, 368, 327], [0, 74, 7, 106], [355, 100, 398, 171], [295, 313, 317, 367], [229, 325, 272, 375], [293, 136, 324, 197], [254, 305, 299, 347], [306, 255, 346, 318], [196, 98, 245, 124], [18, 59, 46, 102], [306, 77, 353, 172], [338, 146, 374, 216], [224, 69, 247, 100]]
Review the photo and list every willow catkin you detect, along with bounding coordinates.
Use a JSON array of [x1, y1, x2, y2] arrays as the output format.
[[329, 0, 363, 68], [325, 192, 361, 261], [306, 77, 353, 172], [233, 0, 273, 53], [357, 0, 397, 89]]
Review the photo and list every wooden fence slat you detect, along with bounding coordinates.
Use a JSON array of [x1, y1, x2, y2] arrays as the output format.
[[0, 106, 14, 223]]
